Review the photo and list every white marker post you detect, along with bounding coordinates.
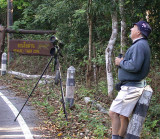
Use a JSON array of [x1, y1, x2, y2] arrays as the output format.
[[1, 53, 7, 75], [65, 66, 75, 108], [125, 85, 153, 139]]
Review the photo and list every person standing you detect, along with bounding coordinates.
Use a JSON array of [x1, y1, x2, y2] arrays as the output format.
[[109, 21, 152, 139]]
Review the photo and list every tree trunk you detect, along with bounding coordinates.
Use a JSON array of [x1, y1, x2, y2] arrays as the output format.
[[119, 0, 127, 54], [7, 70, 55, 80], [105, 0, 118, 97], [86, 0, 92, 88], [93, 44, 97, 85]]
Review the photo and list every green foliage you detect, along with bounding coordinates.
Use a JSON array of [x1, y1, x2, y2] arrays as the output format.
[[76, 85, 94, 98], [13, 0, 30, 10], [0, 0, 7, 8], [8, 0, 112, 67], [97, 81, 108, 95], [0, 0, 7, 25], [76, 105, 109, 137], [54, 107, 69, 128], [78, 108, 90, 122], [142, 94, 160, 138], [0, 0, 159, 137], [93, 124, 107, 137]]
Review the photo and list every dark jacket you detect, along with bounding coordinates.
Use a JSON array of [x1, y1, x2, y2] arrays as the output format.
[[118, 38, 151, 87]]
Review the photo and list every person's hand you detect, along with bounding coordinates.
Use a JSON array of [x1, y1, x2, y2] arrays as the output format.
[[115, 57, 123, 66]]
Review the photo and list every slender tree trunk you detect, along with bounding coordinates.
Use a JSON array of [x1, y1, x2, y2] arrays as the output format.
[[105, 0, 118, 97], [86, 0, 92, 88], [93, 44, 97, 85], [119, 0, 126, 54]]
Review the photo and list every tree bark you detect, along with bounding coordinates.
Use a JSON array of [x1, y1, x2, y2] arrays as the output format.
[[105, 0, 118, 97], [119, 0, 127, 54], [93, 44, 97, 85], [7, 70, 55, 80], [86, 0, 92, 88]]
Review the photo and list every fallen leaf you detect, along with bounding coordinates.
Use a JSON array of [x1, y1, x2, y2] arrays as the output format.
[[57, 132, 63, 137], [72, 134, 77, 137]]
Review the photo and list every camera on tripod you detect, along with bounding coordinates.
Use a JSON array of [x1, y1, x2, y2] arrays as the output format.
[[15, 36, 68, 121], [50, 36, 64, 57]]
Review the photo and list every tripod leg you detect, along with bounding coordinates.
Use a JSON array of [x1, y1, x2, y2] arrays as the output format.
[[60, 76, 68, 120], [55, 70, 60, 85], [14, 56, 54, 121], [56, 59, 67, 120]]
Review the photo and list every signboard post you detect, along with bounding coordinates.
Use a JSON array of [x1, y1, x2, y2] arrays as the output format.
[[0, 25, 6, 62], [7, 0, 13, 63]]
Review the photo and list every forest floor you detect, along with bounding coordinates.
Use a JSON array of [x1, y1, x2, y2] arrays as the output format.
[[0, 55, 159, 139], [0, 74, 112, 139], [0, 56, 113, 138]]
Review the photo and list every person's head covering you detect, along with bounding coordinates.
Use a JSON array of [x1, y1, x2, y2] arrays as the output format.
[[134, 21, 152, 38]]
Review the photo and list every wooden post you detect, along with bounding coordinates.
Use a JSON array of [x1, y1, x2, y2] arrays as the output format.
[[65, 66, 75, 108], [7, 0, 13, 64], [5, 28, 56, 34], [125, 85, 153, 139], [0, 25, 6, 62]]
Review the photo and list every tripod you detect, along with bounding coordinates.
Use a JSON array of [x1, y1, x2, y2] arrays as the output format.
[[14, 54, 67, 121]]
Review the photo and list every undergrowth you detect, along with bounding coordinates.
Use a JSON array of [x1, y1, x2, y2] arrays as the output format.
[[0, 54, 159, 138], [0, 73, 112, 138]]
